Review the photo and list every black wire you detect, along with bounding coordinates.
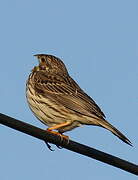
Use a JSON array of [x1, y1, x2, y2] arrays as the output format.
[[0, 113, 138, 176]]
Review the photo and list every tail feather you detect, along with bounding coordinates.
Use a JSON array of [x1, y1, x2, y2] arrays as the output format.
[[98, 119, 132, 146]]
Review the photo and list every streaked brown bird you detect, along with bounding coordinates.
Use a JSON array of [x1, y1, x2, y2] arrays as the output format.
[[26, 54, 132, 146]]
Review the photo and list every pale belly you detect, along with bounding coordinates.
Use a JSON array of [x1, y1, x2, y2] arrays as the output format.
[[26, 84, 91, 132], [26, 85, 78, 128]]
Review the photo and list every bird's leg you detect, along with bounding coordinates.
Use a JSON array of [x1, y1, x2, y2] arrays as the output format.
[[45, 122, 70, 151], [47, 122, 70, 147]]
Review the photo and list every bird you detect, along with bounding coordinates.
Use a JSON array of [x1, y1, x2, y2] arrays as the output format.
[[26, 54, 132, 147]]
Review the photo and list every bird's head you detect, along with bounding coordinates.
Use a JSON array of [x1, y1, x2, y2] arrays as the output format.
[[33, 54, 68, 75]]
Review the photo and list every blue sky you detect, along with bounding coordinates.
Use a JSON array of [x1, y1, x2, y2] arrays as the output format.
[[0, 0, 138, 179]]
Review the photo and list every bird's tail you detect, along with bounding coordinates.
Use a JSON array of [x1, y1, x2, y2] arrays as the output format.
[[97, 119, 132, 146]]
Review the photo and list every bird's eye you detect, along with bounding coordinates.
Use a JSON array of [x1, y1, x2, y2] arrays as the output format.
[[41, 58, 45, 62]]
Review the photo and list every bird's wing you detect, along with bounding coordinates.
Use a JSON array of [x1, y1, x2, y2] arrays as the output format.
[[34, 72, 105, 119]]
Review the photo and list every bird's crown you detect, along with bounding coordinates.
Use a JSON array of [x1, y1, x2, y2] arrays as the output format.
[[33, 54, 68, 75]]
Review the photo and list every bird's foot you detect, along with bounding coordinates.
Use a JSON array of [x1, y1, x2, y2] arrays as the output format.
[[46, 129, 69, 149], [47, 129, 69, 142]]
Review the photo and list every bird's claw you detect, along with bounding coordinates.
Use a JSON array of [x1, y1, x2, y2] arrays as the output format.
[[45, 130, 69, 151], [45, 141, 55, 151]]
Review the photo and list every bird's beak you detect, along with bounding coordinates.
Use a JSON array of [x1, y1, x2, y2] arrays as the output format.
[[34, 54, 39, 57]]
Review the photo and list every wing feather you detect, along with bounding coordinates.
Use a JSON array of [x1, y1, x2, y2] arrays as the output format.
[[33, 71, 105, 118]]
